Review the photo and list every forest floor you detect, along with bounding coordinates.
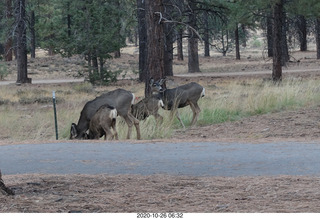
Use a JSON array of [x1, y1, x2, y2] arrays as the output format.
[[1, 47, 320, 213]]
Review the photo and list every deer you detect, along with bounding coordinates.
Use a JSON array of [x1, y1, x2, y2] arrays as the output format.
[[70, 88, 141, 140], [131, 95, 164, 123], [88, 104, 118, 140], [149, 78, 205, 128]]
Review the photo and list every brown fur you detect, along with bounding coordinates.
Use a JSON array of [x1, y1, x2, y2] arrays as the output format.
[[131, 95, 163, 122], [88, 105, 118, 140]]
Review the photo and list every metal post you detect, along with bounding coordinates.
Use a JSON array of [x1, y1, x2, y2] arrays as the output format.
[[52, 91, 58, 140]]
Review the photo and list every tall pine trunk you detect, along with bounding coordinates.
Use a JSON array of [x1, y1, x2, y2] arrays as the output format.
[[297, 15, 307, 51], [235, 24, 240, 60], [16, 0, 30, 84], [30, 10, 36, 59], [203, 11, 210, 57], [316, 18, 320, 59], [5, 0, 13, 62], [272, 0, 283, 82], [163, 0, 174, 77], [176, 28, 184, 60], [137, 0, 147, 82], [266, 14, 273, 57], [187, 1, 200, 73], [144, 0, 164, 97]]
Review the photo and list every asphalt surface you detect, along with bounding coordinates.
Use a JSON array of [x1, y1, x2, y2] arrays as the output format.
[[1, 141, 320, 176]]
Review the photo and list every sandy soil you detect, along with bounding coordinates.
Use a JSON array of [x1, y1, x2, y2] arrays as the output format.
[[2, 48, 320, 213]]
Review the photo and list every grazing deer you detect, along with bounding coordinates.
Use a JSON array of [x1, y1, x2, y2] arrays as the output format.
[[131, 95, 164, 122], [70, 88, 141, 140], [149, 78, 205, 128], [88, 104, 118, 140]]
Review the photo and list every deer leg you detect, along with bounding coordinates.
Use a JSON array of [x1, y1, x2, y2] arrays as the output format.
[[128, 113, 141, 140], [189, 102, 201, 126], [112, 120, 119, 140], [175, 110, 185, 129], [123, 115, 133, 139]]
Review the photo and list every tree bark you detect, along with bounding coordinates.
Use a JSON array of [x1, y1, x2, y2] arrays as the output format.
[[144, 0, 164, 97], [297, 15, 307, 51], [316, 18, 320, 59], [272, 0, 283, 82], [281, 9, 289, 66], [203, 11, 210, 57], [164, 23, 173, 77], [5, 0, 13, 62], [176, 28, 184, 60], [16, 0, 31, 84], [163, 0, 174, 77], [137, 0, 147, 82], [30, 10, 36, 59], [235, 24, 240, 60], [266, 14, 273, 57], [187, 1, 200, 73]]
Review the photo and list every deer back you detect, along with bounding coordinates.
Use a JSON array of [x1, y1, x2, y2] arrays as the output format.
[[73, 88, 133, 139], [162, 82, 204, 110]]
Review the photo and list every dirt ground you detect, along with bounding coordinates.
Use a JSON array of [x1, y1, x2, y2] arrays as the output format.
[[2, 48, 320, 213], [1, 105, 320, 213]]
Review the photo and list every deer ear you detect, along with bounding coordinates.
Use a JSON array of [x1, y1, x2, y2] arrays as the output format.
[[149, 78, 154, 86], [70, 123, 78, 139], [159, 78, 166, 85]]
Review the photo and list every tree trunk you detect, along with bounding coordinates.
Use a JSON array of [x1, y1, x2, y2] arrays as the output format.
[[187, 1, 200, 73], [266, 14, 273, 57], [5, 0, 13, 61], [16, 0, 31, 84], [235, 24, 240, 60], [144, 0, 164, 97], [297, 15, 307, 51], [203, 11, 210, 57], [163, 0, 174, 77], [281, 9, 289, 66], [164, 23, 173, 77], [176, 28, 184, 60], [316, 18, 320, 59], [30, 10, 36, 59], [272, 0, 283, 82], [137, 0, 147, 82]]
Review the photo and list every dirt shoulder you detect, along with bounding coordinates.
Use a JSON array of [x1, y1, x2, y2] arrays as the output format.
[[172, 105, 320, 143], [1, 174, 320, 213]]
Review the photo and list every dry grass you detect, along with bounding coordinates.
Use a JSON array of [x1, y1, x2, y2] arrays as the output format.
[[1, 76, 320, 142]]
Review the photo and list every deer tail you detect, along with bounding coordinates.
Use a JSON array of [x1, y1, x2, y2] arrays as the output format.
[[158, 99, 164, 108], [201, 88, 205, 97], [109, 108, 118, 119], [131, 93, 136, 105]]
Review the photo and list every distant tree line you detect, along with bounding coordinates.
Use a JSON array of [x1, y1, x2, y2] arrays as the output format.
[[0, 0, 320, 89]]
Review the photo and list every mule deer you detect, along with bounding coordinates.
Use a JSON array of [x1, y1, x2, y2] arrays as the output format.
[[70, 88, 141, 140], [88, 104, 118, 140], [150, 78, 205, 128], [131, 95, 164, 122]]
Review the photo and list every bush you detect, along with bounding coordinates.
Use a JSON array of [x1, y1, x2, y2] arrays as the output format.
[[89, 69, 121, 85], [0, 62, 8, 80]]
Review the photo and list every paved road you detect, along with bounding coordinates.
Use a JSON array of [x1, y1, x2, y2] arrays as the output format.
[[1, 141, 320, 176], [1, 68, 320, 86], [0, 78, 85, 86]]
